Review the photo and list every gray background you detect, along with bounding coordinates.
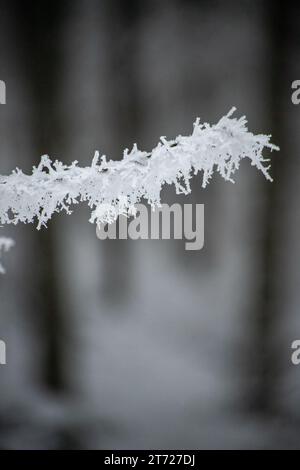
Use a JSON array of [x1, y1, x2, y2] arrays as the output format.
[[0, 0, 299, 449]]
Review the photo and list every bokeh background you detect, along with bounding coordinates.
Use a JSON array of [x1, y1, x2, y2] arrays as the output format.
[[0, 0, 300, 449]]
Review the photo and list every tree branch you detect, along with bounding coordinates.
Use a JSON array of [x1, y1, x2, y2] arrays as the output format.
[[0, 108, 278, 230]]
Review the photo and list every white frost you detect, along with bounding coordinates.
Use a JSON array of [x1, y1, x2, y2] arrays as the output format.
[[0, 108, 278, 230]]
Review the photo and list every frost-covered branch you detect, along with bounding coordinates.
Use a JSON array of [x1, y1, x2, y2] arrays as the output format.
[[0, 237, 14, 274], [0, 108, 278, 229]]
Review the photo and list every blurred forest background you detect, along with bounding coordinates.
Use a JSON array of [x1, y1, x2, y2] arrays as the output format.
[[0, 0, 300, 449]]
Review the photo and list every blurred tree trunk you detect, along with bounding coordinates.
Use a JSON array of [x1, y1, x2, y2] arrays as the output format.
[[14, 0, 69, 391], [250, 0, 291, 414]]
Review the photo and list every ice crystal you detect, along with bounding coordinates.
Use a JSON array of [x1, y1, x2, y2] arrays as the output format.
[[0, 108, 278, 230]]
